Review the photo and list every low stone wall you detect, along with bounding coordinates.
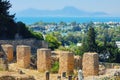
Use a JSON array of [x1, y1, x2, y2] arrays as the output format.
[[0, 39, 48, 54], [100, 62, 120, 69]]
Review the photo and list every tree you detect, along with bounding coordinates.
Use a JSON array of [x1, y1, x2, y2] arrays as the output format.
[[45, 34, 61, 50], [87, 27, 97, 52], [0, 0, 43, 40], [72, 26, 81, 31], [106, 41, 120, 63], [0, 0, 13, 17], [59, 21, 67, 26], [86, 22, 94, 30], [82, 27, 97, 52], [71, 21, 76, 26], [17, 22, 43, 40], [0, 0, 17, 39]]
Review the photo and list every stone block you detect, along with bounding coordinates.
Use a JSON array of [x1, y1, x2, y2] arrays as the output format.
[[82, 52, 99, 77], [2, 44, 13, 62], [37, 48, 51, 72], [16, 45, 31, 68], [59, 51, 74, 75]]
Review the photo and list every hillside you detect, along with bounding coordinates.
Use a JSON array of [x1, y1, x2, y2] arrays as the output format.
[[16, 6, 108, 17]]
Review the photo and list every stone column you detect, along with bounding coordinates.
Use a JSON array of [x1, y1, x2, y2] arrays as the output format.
[[59, 51, 74, 75], [82, 52, 99, 77], [2, 44, 13, 62], [37, 48, 51, 72], [17, 45, 31, 68], [78, 70, 83, 80]]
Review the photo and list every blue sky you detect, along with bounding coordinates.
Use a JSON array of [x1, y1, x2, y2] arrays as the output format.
[[10, 0, 120, 16]]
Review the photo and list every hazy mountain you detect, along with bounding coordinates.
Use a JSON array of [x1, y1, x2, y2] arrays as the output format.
[[16, 6, 108, 17]]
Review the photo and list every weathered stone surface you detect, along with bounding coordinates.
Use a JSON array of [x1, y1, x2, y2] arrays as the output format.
[[52, 51, 61, 57], [0, 58, 8, 71], [59, 51, 74, 75], [105, 69, 120, 76], [37, 48, 51, 72], [0, 73, 35, 80], [17, 45, 31, 68], [51, 56, 59, 67], [82, 52, 99, 77], [74, 56, 82, 69], [0, 51, 8, 71], [0, 39, 48, 54], [2, 44, 13, 62]]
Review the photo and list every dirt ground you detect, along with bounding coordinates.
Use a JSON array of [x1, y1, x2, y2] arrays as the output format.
[[0, 63, 118, 80]]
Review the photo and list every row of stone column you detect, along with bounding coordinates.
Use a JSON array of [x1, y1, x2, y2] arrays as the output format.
[[37, 49, 75, 75], [1, 44, 75, 74], [1, 44, 99, 77]]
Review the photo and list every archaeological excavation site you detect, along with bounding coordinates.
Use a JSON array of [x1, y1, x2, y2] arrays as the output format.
[[0, 40, 120, 80]]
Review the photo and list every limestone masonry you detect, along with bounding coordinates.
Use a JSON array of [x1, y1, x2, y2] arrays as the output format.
[[59, 51, 74, 75], [0, 39, 48, 54], [0, 43, 112, 80], [1, 44, 13, 62], [17, 45, 31, 68], [37, 48, 51, 72], [82, 52, 99, 77]]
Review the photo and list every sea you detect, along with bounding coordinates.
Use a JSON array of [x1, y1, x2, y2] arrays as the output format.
[[15, 17, 120, 25]]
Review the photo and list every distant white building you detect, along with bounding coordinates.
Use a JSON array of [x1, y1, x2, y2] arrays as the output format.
[[116, 41, 120, 48], [77, 43, 82, 47]]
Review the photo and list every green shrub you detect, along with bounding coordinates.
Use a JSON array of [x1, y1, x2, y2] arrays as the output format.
[[50, 61, 59, 73]]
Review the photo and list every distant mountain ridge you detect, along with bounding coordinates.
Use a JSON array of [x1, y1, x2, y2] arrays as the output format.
[[16, 6, 108, 17]]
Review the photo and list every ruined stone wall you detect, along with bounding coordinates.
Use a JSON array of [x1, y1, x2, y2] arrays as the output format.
[[82, 52, 99, 77], [0, 39, 48, 54], [0, 58, 8, 71], [59, 51, 74, 75], [99, 62, 120, 69]]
